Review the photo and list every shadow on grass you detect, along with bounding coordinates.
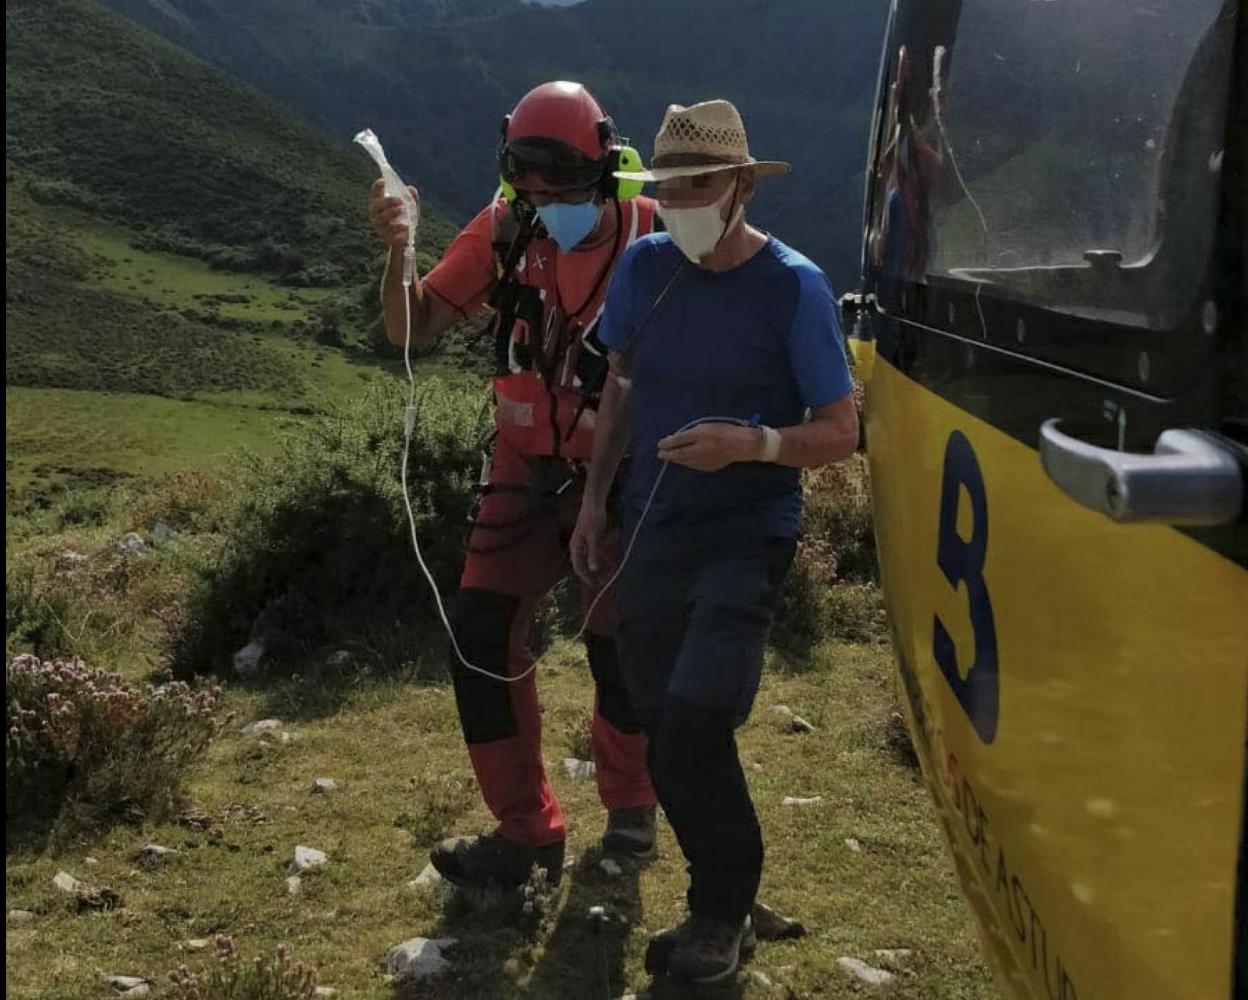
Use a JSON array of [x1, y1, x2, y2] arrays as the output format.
[[247, 627, 451, 723], [391, 848, 750, 1000]]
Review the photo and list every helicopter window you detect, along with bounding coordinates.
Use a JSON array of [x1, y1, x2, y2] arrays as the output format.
[[872, 0, 1236, 326]]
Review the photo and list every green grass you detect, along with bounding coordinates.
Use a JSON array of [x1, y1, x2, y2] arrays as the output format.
[[5, 388, 287, 497], [5, 183, 412, 510], [77, 222, 335, 325], [4, 640, 994, 999], [7, 0, 384, 288]]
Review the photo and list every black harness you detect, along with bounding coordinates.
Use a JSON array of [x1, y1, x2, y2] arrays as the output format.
[[466, 198, 624, 552]]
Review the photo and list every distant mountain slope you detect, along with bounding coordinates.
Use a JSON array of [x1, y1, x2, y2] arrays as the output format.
[[6, 0, 456, 290], [5, 0, 469, 509], [101, 0, 888, 288]]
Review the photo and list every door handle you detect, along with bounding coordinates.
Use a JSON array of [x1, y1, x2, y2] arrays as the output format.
[[1039, 419, 1244, 525]]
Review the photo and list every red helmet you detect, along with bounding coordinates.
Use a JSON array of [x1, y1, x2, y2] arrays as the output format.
[[499, 81, 615, 190]]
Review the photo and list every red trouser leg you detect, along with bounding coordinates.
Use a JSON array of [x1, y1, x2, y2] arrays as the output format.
[[451, 440, 569, 847], [580, 548, 657, 814], [591, 691, 657, 811], [448, 438, 652, 847]]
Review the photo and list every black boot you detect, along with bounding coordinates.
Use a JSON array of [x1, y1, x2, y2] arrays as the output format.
[[601, 805, 658, 858], [430, 831, 564, 890], [645, 915, 755, 979]]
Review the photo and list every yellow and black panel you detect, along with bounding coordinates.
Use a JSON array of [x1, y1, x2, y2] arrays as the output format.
[[854, 1, 1248, 998], [865, 344, 1247, 1000]]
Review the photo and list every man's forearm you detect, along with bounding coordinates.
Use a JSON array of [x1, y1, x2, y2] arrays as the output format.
[[768, 414, 858, 469], [584, 375, 632, 506], [767, 400, 859, 468], [380, 248, 432, 347]]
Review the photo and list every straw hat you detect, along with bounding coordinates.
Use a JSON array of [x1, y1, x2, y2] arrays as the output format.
[[614, 99, 790, 183]]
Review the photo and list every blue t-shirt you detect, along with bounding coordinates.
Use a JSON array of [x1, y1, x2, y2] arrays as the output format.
[[598, 233, 852, 538]]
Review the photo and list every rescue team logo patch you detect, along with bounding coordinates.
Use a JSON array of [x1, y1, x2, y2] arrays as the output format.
[[496, 393, 535, 428]]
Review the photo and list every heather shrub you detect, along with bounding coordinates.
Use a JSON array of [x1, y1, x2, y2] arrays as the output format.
[[168, 938, 320, 1000], [6, 654, 220, 847]]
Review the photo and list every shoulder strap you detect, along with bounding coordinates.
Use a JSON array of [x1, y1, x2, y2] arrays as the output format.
[[488, 200, 539, 307]]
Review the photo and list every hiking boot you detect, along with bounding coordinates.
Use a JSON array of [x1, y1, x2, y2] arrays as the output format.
[[429, 831, 564, 890], [601, 805, 657, 858], [645, 915, 755, 978], [666, 915, 754, 983]]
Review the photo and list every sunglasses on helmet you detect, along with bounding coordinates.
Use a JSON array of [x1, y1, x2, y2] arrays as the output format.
[[499, 137, 606, 191]]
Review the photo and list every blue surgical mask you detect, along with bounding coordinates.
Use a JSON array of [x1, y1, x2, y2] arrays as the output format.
[[535, 201, 601, 252]]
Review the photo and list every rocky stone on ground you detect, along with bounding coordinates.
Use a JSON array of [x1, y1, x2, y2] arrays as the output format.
[[233, 641, 266, 677], [117, 533, 149, 556], [837, 957, 895, 986], [240, 718, 281, 737], [291, 846, 327, 872], [562, 758, 596, 780], [385, 937, 457, 981], [53, 871, 82, 894]]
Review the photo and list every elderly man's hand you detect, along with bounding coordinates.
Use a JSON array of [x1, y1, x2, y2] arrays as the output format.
[[657, 422, 760, 473], [570, 500, 609, 585]]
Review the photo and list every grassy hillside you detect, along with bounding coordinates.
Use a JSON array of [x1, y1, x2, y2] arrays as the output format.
[[4, 0, 469, 511], [5, 635, 995, 1000], [6, 0, 455, 287]]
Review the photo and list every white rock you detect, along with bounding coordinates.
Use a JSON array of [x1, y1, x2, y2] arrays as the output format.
[[408, 863, 443, 888], [7, 909, 35, 924], [386, 936, 457, 981], [183, 938, 211, 952], [138, 844, 178, 862], [121, 987, 151, 998], [314, 989, 337, 998], [240, 718, 282, 737], [562, 758, 596, 780], [837, 957, 894, 986], [782, 796, 823, 806], [53, 871, 82, 894], [287, 875, 303, 895], [874, 948, 915, 970], [598, 858, 623, 877], [152, 521, 176, 543], [770, 704, 814, 733], [844, 837, 863, 852], [117, 533, 149, 556], [311, 778, 339, 794], [751, 970, 777, 990], [324, 650, 353, 668], [233, 640, 266, 677], [107, 976, 149, 992], [84, 856, 100, 866], [292, 845, 328, 872]]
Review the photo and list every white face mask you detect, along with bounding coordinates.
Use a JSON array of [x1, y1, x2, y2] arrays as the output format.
[[658, 179, 744, 263]]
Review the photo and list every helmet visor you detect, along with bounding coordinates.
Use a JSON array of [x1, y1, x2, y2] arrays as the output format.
[[500, 137, 605, 190]]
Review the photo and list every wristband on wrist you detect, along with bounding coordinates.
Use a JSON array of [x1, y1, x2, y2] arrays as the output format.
[[758, 425, 782, 463]]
